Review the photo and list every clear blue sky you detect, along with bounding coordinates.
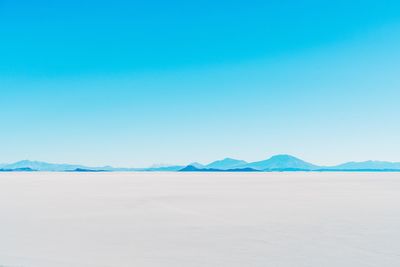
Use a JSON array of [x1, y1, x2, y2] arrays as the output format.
[[1, 0, 400, 167]]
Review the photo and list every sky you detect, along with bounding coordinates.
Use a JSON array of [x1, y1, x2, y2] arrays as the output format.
[[1, 0, 400, 167]]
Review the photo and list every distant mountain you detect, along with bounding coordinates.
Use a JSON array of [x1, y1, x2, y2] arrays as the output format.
[[189, 162, 205, 169], [144, 166, 184, 171], [0, 160, 185, 172], [180, 165, 214, 172], [1, 160, 111, 172], [264, 168, 313, 172], [316, 168, 400, 172], [225, 167, 259, 172], [185, 156, 400, 172], [1, 156, 400, 172], [205, 158, 247, 170], [0, 167, 36, 172], [67, 168, 108, 172], [331, 160, 400, 170], [179, 165, 259, 172], [244, 155, 319, 170]]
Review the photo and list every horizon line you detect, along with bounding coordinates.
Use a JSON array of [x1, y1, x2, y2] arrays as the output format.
[[2, 154, 400, 169]]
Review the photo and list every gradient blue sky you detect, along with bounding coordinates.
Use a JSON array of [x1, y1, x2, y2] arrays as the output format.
[[1, 0, 400, 167]]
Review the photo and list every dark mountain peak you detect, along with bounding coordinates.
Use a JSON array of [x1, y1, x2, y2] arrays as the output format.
[[180, 165, 201, 172], [180, 165, 259, 172]]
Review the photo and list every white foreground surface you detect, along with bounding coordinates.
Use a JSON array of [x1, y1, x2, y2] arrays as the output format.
[[0, 172, 399, 267]]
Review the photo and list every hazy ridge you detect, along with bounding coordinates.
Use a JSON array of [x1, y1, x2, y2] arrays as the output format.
[[1, 155, 400, 172]]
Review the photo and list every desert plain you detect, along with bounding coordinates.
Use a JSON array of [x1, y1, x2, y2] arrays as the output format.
[[0, 172, 399, 267]]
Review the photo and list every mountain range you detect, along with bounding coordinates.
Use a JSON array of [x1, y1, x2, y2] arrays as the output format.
[[1, 155, 400, 172]]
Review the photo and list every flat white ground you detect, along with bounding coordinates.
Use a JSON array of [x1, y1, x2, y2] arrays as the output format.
[[0, 172, 399, 267]]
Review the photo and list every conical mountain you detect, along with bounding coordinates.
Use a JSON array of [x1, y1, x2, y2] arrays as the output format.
[[244, 154, 319, 170], [206, 158, 247, 170]]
